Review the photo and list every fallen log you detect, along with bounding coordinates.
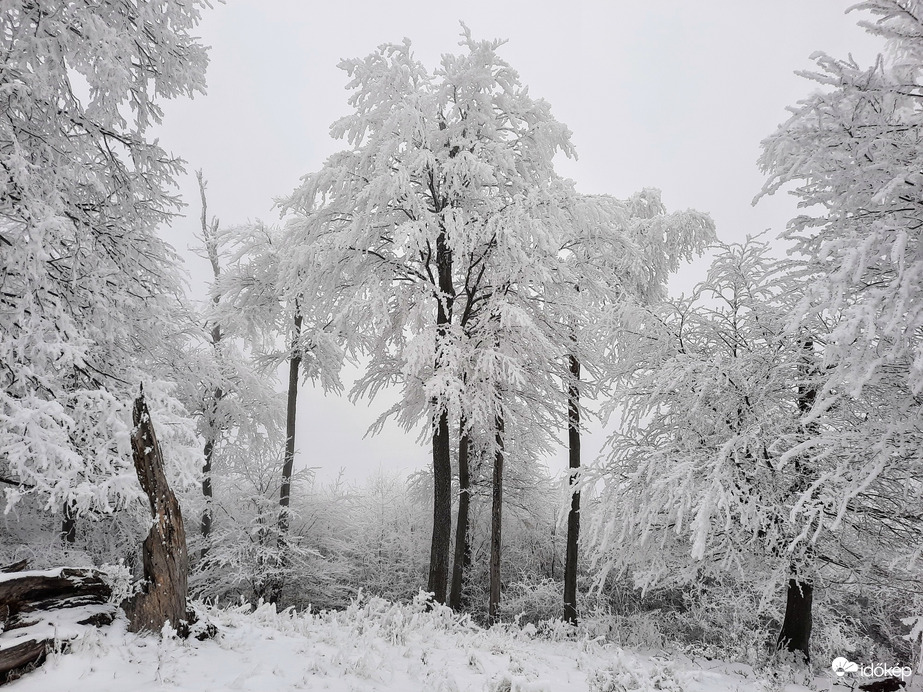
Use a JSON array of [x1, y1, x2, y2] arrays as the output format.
[[0, 567, 116, 683], [0, 567, 110, 616], [0, 640, 46, 682], [0, 561, 28, 574]]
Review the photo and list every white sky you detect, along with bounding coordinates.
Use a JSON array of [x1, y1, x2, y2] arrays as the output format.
[[155, 1, 882, 484]]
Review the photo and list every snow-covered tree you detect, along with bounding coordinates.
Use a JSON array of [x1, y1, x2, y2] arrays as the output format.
[[185, 173, 285, 573], [558, 189, 714, 623], [278, 30, 584, 605], [588, 239, 828, 660], [0, 1, 209, 519], [211, 219, 343, 602], [758, 0, 923, 639], [278, 29, 714, 609]]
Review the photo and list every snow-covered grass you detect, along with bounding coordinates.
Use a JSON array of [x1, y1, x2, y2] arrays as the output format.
[[6, 593, 833, 692]]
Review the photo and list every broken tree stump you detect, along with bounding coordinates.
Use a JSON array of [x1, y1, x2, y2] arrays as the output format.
[[122, 390, 188, 633], [0, 565, 117, 683]]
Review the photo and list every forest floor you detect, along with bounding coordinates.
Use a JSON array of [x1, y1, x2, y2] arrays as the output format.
[[4, 594, 883, 692]]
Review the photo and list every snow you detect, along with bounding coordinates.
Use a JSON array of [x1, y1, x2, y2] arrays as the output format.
[[0, 603, 115, 650], [7, 595, 822, 692], [0, 568, 65, 585]]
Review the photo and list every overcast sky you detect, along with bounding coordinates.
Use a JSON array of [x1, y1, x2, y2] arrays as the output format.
[[155, 1, 883, 484]]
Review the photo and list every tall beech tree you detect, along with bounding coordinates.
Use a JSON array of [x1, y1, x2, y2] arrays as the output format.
[[556, 190, 714, 623], [185, 177, 285, 579], [757, 0, 923, 654], [211, 221, 341, 602], [196, 171, 223, 558], [279, 31, 582, 604], [278, 30, 713, 610]]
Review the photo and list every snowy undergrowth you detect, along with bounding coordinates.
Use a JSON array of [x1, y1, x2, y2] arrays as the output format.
[[8, 592, 824, 692]]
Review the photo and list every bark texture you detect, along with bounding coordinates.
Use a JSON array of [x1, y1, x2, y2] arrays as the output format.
[[449, 427, 471, 610], [267, 310, 303, 605], [428, 408, 452, 603], [427, 227, 455, 605], [777, 578, 813, 663], [123, 391, 188, 633], [563, 354, 581, 625], [278, 310, 303, 536], [60, 501, 76, 544], [488, 413, 504, 624]]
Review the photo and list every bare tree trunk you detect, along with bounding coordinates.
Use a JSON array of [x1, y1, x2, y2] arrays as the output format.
[[197, 170, 223, 561], [60, 501, 76, 544], [488, 412, 504, 624], [563, 354, 581, 625], [279, 309, 303, 526], [774, 338, 817, 662], [428, 229, 455, 604], [449, 424, 471, 610], [200, 423, 217, 558], [429, 408, 452, 603], [777, 578, 812, 663], [269, 309, 303, 604], [550, 524, 556, 579], [124, 390, 188, 634]]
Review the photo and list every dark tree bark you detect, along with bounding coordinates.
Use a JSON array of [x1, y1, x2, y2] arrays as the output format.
[[0, 568, 110, 615], [774, 337, 817, 663], [60, 501, 76, 544], [200, 418, 217, 559], [123, 390, 188, 633], [197, 170, 223, 561], [428, 408, 452, 603], [449, 424, 471, 610], [278, 309, 303, 534], [563, 354, 581, 625], [0, 561, 28, 574], [268, 309, 303, 604], [428, 229, 455, 604], [777, 578, 813, 663], [488, 412, 505, 624], [0, 639, 47, 682]]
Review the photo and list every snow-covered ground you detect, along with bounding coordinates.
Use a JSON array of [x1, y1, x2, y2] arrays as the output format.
[[6, 595, 845, 692]]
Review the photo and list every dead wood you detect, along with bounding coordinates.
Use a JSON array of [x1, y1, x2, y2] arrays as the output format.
[[122, 390, 188, 633]]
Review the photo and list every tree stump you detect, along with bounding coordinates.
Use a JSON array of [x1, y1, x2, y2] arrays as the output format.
[[122, 390, 188, 633]]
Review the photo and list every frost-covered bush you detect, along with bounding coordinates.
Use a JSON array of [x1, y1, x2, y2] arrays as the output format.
[[0, 488, 150, 572], [188, 469, 430, 611], [588, 654, 683, 692], [333, 471, 431, 604], [585, 567, 916, 675], [499, 576, 565, 625], [187, 455, 352, 608]]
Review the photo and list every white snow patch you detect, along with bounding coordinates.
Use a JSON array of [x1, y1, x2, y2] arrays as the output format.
[[6, 596, 821, 692]]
